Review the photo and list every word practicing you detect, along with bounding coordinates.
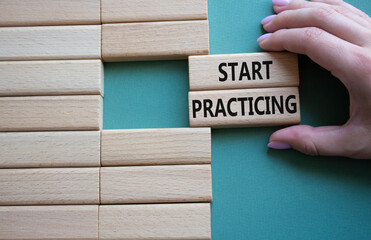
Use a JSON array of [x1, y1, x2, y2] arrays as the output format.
[[218, 61, 273, 81]]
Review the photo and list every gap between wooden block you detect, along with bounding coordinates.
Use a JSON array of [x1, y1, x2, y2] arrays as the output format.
[[100, 165, 212, 204], [101, 128, 211, 166]]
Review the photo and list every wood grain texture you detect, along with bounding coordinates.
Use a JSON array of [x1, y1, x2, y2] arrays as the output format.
[[0, 60, 103, 96], [189, 52, 299, 90], [0, 131, 100, 168], [0, 205, 98, 240], [0, 168, 99, 205], [102, 21, 209, 62], [0, 0, 100, 27], [101, 0, 207, 23], [100, 165, 212, 204], [101, 128, 211, 166], [99, 203, 210, 240], [189, 87, 301, 128], [0, 25, 101, 61], [0, 95, 102, 131]]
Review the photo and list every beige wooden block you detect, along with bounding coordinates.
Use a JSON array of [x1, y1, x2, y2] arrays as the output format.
[[102, 21, 209, 62], [100, 165, 212, 204], [99, 203, 211, 240], [0, 205, 98, 240], [189, 52, 299, 91], [0, 0, 100, 27], [0, 60, 103, 96], [101, 0, 207, 23], [0, 168, 99, 205], [101, 128, 211, 166], [0, 131, 100, 168], [0, 95, 102, 131], [0, 25, 101, 61], [189, 87, 301, 128]]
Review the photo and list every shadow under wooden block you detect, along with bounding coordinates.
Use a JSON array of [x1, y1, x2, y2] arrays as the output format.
[[0, 25, 101, 61], [101, 0, 207, 23], [0, 0, 100, 27], [189, 52, 299, 91], [102, 20, 209, 62], [100, 165, 212, 204], [0, 168, 99, 205], [99, 203, 211, 240], [0, 95, 102, 131], [101, 128, 211, 166], [189, 87, 301, 128], [0, 205, 98, 240], [0, 131, 100, 168], [0, 60, 103, 97]]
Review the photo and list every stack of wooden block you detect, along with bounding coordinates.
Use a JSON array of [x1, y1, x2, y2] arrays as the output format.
[[0, 0, 212, 239], [188, 52, 301, 128]]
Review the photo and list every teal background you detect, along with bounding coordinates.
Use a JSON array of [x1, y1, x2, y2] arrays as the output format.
[[103, 0, 371, 239]]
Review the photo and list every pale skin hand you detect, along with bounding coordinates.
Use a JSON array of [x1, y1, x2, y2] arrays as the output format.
[[258, 0, 371, 159]]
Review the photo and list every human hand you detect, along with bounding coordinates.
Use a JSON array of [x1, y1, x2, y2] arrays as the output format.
[[258, 0, 371, 159]]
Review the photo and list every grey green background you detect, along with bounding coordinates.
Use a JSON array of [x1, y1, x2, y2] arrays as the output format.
[[103, 0, 371, 239]]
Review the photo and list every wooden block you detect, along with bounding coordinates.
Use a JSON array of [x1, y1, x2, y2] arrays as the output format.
[[189, 87, 301, 128], [0, 205, 98, 240], [99, 203, 211, 240], [0, 168, 99, 205], [0, 131, 100, 168], [0, 60, 103, 96], [0, 25, 101, 61], [101, 128, 211, 166], [0, 95, 102, 131], [0, 0, 100, 27], [101, 0, 207, 23], [189, 52, 299, 91], [102, 21, 209, 62], [100, 165, 212, 204]]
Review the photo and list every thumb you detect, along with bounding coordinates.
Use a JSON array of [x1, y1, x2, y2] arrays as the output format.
[[268, 125, 357, 157]]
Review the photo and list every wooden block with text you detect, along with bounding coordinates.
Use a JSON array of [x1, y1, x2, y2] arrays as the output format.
[[100, 165, 212, 204], [101, 0, 207, 23], [102, 21, 209, 61], [0, 131, 100, 168], [101, 128, 211, 166], [0, 205, 98, 240], [189, 87, 300, 128], [0, 0, 100, 27], [0, 25, 101, 61], [189, 52, 299, 90], [99, 203, 211, 240], [0, 168, 99, 205], [0, 60, 103, 96], [0, 95, 102, 131]]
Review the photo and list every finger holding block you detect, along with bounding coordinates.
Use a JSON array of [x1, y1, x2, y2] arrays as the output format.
[[189, 87, 301, 128], [189, 52, 299, 91]]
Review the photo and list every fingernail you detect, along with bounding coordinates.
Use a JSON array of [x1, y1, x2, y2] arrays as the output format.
[[257, 33, 272, 43], [268, 141, 292, 150], [261, 15, 276, 25], [272, 0, 291, 6]]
